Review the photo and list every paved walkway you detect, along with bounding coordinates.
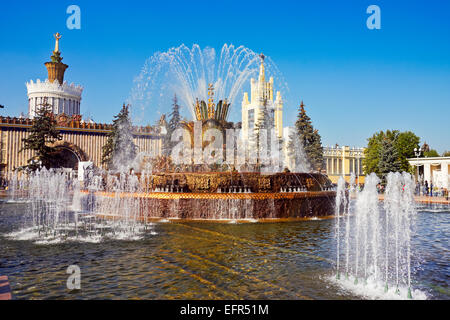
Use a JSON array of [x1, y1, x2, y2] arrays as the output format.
[[378, 194, 450, 205]]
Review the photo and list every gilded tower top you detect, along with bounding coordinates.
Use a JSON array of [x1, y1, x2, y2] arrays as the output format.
[[194, 83, 230, 121], [45, 32, 68, 84]]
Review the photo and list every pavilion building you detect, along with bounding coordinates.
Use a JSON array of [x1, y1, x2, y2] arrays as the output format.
[[408, 156, 450, 189], [26, 33, 83, 118]]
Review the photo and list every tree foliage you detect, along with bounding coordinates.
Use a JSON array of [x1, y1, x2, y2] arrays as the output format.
[[20, 99, 62, 170], [253, 101, 271, 164], [423, 149, 439, 157], [363, 130, 420, 177], [102, 104, 137, 170], [288, 101, 323, 171], [169, 94, 181, 133], [377, 137, 401, 181], [162, 95, 182, 156]]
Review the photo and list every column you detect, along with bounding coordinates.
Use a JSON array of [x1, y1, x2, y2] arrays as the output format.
[[441, 160, 449, 189], [424, 163, 431, 184]]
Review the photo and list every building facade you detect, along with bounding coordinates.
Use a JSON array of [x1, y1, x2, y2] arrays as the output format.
[[323, 145, 365, 184], [408, 156, 450, 189], [0, 115, 162, 178], [241, 54, 283, 141], [26, 80, 82, 118]]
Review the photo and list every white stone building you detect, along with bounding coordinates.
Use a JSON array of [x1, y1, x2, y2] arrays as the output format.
[[26, 33, 83, 118], [408, 156, 450, 189], [241, 54, 283, 141], [26, 80, 83, 118]]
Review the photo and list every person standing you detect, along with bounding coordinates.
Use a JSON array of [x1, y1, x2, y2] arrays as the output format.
[[424, 180, 429, 196]]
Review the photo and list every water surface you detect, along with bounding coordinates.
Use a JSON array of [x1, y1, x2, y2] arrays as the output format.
[[0, 201, 448, 299]]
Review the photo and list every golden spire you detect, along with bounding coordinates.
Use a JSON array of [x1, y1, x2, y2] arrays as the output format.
[[54, 32, 62, 53], [258, 53, 265, 83], [207, 83, 215, 119], [195, 98, 202, 121]]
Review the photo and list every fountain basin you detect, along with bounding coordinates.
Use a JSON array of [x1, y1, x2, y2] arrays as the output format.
[[86, 190, 335, 220], [84, 172, 336, 220]]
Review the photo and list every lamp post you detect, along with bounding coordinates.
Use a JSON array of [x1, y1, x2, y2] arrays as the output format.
[[414, 147, 422, 194]]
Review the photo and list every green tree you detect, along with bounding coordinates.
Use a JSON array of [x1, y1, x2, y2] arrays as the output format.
[[363, 130, 420, 176], [424, 149, 439, 157], [253, 101, 271, 167], [102, 104, 137, 170], [169, 94, 181, 134], [364, 130, 396, 176], [20, 98, 62, 170], [395, 131, 420, 172], [378, 137, 401, 182], [288, 101, 323, 171], [442, 150, 450, 157], [163, 95, 181, 156]]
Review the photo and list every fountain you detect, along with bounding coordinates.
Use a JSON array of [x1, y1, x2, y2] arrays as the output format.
[[6, 168, 150, 243], [129, 44, 289, 124], [334, 172, 423, 299], [6, 44, 334, 242], [86, 171, 335, 220]]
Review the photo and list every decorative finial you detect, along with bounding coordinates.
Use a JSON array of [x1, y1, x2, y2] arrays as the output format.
[[54, 33, 62, 53], [259, 53, 265, 64], [50, 33, 64, 63], [207, 83, 215, 119]]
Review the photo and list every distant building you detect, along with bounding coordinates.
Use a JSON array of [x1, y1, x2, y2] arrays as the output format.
[[0, 34, 162, 179], [408, 156, 450, 189], [241, 54, 283, 141], [323, 145, 365, 184]]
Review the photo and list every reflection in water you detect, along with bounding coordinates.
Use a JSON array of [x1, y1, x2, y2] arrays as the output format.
[[0, 201, 448, 300]]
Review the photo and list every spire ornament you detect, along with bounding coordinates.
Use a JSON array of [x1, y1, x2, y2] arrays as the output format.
[[207, 83, 215, 119], [50, 33, 64, 63], [258, 53, 266, 84], [45, 32, 68, 84], [54, 32, 62, 53]]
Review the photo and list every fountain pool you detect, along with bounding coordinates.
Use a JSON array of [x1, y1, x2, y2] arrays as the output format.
[[0, 198, 448, 299], [1, 169, 448, 299]]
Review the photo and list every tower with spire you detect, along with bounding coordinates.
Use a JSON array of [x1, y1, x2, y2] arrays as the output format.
[[241, 53, 283, 141], [26, 33, 83, 119]]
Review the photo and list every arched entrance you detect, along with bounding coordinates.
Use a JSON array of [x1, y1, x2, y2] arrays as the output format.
[[50, 141, 88, 170]]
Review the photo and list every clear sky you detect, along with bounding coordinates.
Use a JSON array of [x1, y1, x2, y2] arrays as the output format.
[[0, 0, 449, 153]]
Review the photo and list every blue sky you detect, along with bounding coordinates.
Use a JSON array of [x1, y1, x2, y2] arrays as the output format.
[[0, 0, 449, 153]]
